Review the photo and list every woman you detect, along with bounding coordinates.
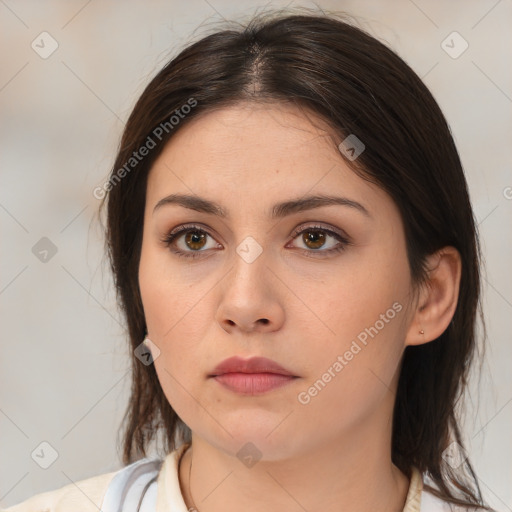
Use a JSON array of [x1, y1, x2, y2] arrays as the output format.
[[4, 9, 495, 512]]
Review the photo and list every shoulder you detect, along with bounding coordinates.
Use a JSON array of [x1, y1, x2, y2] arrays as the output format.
[[420, 484, 497, 512], [1, 458, 162, 512], [407, 467, 495, 512], [1, 470, 118, 512]]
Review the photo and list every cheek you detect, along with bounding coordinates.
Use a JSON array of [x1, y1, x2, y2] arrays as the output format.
[[296, 253, 409, 405], [307, 258, 408, 346], [139, 243, 211, 392], [294, 304, 406, 438], [139, 242, 206, 337]]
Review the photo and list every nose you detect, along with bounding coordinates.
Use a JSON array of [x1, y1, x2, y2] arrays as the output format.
[[215, 248, 285, 335]]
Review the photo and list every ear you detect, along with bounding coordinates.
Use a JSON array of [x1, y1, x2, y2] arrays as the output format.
[[405, 246, 461, 347]]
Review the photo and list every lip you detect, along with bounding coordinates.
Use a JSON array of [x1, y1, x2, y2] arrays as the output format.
[[209, 356, 299, 395], [212, 373, 297, 395], [209, 356, 296, 377]]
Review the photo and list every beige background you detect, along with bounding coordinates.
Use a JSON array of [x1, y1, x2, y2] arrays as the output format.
[[1, 0, 510, 510]]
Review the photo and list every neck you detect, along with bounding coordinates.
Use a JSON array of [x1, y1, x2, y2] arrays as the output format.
[[178, 423, 410, 512]]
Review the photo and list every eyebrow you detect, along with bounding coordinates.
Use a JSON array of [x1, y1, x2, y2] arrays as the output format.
[[152, 193, 371, 219]]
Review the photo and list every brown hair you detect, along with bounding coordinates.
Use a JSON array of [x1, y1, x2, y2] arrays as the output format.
[[99, 8, 490, 509]]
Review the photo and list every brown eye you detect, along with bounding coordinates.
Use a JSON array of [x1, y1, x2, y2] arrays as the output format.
[[161, 224, 219, 260], [183, 230, 208, 251], [302, 229, 327, 250], [289, 224, 351, 258], [162, 223, 351, 261]]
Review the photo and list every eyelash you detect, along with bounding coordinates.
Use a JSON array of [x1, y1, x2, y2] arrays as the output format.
[[161, 223, 351, 260]]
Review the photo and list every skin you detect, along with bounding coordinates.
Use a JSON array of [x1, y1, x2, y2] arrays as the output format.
[[138, 102, 461, 512]]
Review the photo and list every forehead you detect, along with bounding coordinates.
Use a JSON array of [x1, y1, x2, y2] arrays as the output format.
[[145, 102, 394, 220], [155, 102, 338, 164]]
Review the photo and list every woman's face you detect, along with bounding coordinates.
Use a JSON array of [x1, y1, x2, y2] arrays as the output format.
[[139, 102, 417, 460]]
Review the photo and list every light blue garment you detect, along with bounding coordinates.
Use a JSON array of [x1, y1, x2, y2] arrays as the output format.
[[100, 458, 163, 512]]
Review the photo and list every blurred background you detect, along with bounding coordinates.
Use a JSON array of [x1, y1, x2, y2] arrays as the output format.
[[1, 0, 510, 509]]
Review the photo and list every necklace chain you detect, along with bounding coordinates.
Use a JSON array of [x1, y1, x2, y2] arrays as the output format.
[[181, 444, 411, 512], [185, 445, 198, 512]]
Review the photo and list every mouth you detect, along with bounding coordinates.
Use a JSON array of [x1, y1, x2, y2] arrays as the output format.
[[210, 372, 299, 395], [208, 356, 299, 395]]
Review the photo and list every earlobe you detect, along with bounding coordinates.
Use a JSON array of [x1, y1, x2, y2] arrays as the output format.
[[405, 246, 461, 347]]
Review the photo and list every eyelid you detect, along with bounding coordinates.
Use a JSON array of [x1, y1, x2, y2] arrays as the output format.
[[289, 221, 351, 243], [164, 221, 351, 242], [161, 221, 352, 259], [166, 222, 214, 239], [161, 222, 221, 248]]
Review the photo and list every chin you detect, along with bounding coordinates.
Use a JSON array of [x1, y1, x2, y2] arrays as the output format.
[[204, 423, 306, 463]]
